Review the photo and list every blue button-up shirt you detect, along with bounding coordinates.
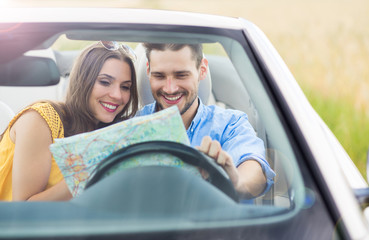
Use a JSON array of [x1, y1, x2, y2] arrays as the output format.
[[137, 100, 275, 196]]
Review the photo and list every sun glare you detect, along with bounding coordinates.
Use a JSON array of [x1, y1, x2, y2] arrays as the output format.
[[0, 0, 11, 7]]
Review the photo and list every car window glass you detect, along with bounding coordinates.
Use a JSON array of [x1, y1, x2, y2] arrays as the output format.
[[0, 29, 322, 236]]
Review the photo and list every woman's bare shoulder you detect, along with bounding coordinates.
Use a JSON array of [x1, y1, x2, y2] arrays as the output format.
[[11, 109, 52, 143]]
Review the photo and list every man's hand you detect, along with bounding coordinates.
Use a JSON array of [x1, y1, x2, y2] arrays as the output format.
[[196, 136, 239, 188], [196, 136, 266, 199]]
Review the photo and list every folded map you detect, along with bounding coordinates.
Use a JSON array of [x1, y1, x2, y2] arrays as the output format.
[[50, 106, 200, 197]]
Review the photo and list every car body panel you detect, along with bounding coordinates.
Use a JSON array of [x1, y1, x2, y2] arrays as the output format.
[[0, 8, 243, 29], [241, 19, 369, 239]]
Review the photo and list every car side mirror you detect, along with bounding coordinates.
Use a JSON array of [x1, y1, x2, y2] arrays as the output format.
[[367, 147, 369, 183], [354, 147, 369, 209]]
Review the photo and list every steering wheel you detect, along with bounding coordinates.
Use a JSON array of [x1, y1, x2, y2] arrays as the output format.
[[84, 141, 238, 201]]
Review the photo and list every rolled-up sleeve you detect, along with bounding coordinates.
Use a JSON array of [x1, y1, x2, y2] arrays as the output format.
[[220, 112, 276, 197]]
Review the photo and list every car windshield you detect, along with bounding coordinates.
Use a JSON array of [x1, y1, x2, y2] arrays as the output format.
[[0, 24, 330, 238]]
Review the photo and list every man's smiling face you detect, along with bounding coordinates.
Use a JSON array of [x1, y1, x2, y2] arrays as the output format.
[[147, 46, 202, 118]]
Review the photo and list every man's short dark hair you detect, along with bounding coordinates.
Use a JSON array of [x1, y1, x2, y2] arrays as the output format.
[[142, 43, 203, 68]]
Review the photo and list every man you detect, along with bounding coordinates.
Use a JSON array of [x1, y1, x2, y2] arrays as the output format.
[[137, 43, 275, 199]]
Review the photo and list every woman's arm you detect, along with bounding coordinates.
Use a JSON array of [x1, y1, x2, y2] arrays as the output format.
[[11, 110, 71, 201], [27, 179, 72, 201]]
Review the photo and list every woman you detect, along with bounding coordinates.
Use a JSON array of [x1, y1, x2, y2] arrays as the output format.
[[0, 41, 139, 201]]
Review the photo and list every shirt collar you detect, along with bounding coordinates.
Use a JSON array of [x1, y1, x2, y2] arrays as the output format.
[[188, 98, 205, 130]]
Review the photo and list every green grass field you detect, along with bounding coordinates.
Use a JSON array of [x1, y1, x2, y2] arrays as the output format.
[[5, 0, 369, 178]]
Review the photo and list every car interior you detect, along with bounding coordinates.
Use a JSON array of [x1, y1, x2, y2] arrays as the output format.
[[0, 29, 305, 232]]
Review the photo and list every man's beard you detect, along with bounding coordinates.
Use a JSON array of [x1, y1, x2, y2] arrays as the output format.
[[179, 95, 197, 115], [155, 93, 197, 116]]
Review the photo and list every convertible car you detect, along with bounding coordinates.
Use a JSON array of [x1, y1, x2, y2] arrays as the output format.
[[1, 8, 369, 240]]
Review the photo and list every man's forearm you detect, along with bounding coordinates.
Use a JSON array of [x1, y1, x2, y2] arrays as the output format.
[[236, 160, 267, 199]]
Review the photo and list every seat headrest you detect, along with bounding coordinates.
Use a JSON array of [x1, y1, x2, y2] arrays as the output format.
[[134, 44, 213, 107], [0, 55, 60, 86]]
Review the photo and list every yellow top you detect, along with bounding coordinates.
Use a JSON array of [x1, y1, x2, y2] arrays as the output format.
[[0, 102, 64, 201]]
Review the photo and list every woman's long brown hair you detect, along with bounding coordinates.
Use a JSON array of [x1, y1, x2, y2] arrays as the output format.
[[54, 43, 138, 137], [0, 43, 138, 138]]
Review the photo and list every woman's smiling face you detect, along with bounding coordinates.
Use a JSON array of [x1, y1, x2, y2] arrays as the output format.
[[89, 58, 132, 124]]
